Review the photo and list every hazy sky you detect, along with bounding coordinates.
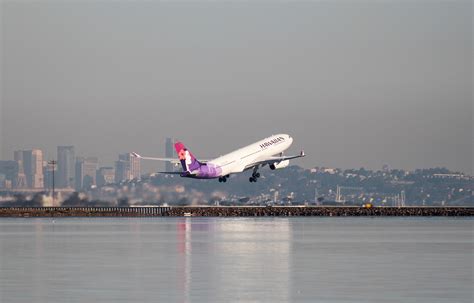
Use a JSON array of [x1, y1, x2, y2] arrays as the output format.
[[1, 0, 472, 174]]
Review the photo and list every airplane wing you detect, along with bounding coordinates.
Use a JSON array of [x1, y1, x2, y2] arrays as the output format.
[[264, 150, 305, 162], [244, 150, 305, 170]]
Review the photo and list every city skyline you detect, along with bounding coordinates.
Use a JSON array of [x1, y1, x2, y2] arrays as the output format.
[[0, 146, 145, 190], [1, 1, 472, 174]]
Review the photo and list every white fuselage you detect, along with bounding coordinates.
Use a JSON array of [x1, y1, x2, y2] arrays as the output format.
[[207, 134, 293, 177]]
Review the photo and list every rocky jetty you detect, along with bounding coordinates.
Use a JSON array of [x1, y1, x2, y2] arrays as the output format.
[[0, 206, 473, 217]]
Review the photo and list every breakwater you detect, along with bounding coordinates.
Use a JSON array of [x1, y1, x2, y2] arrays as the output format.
[[0, 206, 473, 217]]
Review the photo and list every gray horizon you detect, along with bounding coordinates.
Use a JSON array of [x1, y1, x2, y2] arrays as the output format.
[[1, 0, 472, 174]]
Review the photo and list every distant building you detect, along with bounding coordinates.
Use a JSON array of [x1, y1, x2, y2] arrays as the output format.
[[321, 167, 337, 174], [13, 151, 27, 188], [75, 157, 98, 190], [165, 137, 176, 172], [126, 153, 141, 180], [433, 173, 468, 179], [312, 167, 338, 174], [0, 161, 19, 189], [57, 146, 75, 188], [22, 149, 44, 188], [13, 151, 23, 166], [44, 161, 57, 190], [96, 167, 115, 187], [115, 160, 129, 183], [115, 153, 140, 183], [0, 175, 12, 189]]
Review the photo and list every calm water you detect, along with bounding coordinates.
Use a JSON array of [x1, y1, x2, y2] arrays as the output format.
[[0, 217, 472, 303]]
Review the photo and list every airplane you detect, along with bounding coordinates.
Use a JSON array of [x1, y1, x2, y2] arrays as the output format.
[[132, 134, 305, 183]]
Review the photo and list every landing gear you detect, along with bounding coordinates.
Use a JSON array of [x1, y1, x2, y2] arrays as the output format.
[[218, 175, 229, 183], [249, 167, 261, 183]]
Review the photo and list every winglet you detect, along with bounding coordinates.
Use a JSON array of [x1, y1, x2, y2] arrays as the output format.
[[131, 152, 141, 159], [300, 150, 305, 157]]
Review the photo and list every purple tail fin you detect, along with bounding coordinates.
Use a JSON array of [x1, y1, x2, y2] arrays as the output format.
[[174, 142, 201, 172]]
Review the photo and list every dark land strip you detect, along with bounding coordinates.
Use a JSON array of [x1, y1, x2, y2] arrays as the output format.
[[0, 206, 473, 217]]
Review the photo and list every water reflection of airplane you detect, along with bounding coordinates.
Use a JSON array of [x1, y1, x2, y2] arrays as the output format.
[[176, 218, 193, 303], [175, 219, 291, 301]]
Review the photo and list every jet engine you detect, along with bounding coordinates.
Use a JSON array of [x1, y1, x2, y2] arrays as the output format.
[[269, 160, 290, 170]]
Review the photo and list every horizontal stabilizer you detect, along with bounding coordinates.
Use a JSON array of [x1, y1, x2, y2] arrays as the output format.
[[132, 152, 208, 164], [131, 152, 180, 164], [157, 171, 184, 175]]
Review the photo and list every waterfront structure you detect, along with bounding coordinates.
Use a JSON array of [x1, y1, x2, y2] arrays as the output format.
[[335, 185, 363, 203], [22, 149, 44, 188], [75, 157, 98, 190], [57, 146, 75, 188], [96, 167, 115, 187]]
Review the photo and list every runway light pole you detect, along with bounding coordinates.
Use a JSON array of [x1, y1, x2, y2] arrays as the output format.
[[48, 160, 56, 206]]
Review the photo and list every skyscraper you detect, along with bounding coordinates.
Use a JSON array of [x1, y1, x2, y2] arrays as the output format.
[[75, 157, 98, 190], [0, 161, 19, 189], [115, 153, 141, 182], [114, 159, 130, 184], [165, 137, 175, 172], [129, 153, 141, 180], [44, 161, 57, 190], [13, 151, 27, 188], [121, 153, 140, 180], [22, 149, 44, 188], [57, 146, 75, 188]]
